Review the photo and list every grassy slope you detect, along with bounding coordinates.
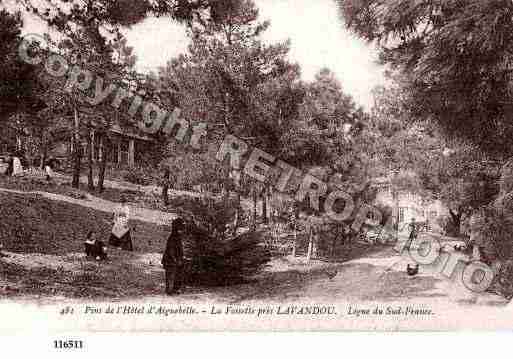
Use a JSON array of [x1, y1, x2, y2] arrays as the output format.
[[0, 190, 171, 298], [0, 178, 400, 301]]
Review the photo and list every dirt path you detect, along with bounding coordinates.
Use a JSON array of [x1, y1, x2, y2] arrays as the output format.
[[0, 186, 176, 225], [2, 237, 506, 307], [67, 173, 263, 213], [1, 235, 510, 331], [62, 173, 206, 199], [1, 184, 506, 309], [253, 238, 508, 307]]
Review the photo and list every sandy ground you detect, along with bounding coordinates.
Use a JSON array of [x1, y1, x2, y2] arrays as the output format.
[[0, 183, 511, 331], [1, 243, 510, 331]]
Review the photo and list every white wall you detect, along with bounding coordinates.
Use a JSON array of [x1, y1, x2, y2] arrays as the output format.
[[373, 184, 449, 233]]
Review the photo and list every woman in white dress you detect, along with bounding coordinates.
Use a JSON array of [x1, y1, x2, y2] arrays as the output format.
[[11, 156, 23, 176], [109, 196, 133, 251]]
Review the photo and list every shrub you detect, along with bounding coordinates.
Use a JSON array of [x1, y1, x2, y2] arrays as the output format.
[[179, 198, 271, 286], [468, 205, 513, 299], [489, 260, 513, 299], [121, 166, 154, 186], [475, 207, 513, 263], [436, 216, 460, 237]]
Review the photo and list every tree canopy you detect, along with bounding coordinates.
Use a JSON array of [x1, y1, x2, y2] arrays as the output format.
[[340, 0, 513, 157]]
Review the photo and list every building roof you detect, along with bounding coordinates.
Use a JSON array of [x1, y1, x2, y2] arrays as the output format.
[[78, 106, 154, 142], [109, 123, 153, 141]]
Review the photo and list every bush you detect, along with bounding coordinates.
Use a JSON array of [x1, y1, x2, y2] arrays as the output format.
[[474, 207, 513, 263], [436, 216, 460, 237], [466, 205, 513, 299], [490, 260, 513, 299], [179, 198, 271, 286], [121, 166, 154, 186]]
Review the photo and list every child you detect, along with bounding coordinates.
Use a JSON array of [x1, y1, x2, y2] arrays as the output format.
[[84, 230, 108, 260]]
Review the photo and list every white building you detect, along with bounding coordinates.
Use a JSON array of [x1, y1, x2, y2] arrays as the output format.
[[372, 176, 449, 234]]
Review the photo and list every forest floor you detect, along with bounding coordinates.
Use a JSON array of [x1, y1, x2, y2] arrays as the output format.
[[0, 174, 509, 315]]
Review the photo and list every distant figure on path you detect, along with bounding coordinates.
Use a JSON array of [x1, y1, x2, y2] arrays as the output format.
[[109, 196, 133, 251], [162, 218, 185, 295], [406, 217, 417, 250]]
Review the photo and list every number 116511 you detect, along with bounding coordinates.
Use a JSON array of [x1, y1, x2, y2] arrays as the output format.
[[54, 340, 83, 349]]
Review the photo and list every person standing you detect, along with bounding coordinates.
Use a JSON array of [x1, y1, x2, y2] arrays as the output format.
[[11, 155, 23, 176], [5, 154, 13, 176], [109, 196, 133, 251], [162, 218, 185, 295], [44, 158, 55, 182], [405, 217, 417, 250]]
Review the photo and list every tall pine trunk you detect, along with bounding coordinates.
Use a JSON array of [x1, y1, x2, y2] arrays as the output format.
[[449, 209, 462, 237], [252, 186, 257, 231], [96, 133, 107, 193], [232, 191, 241, 235], [162, 168, 170, 206], [39, 132, 47, 170], [292, 206, 298, 257], [262, 185, 268, 224], [71, 107, 81, 189], [87, 127, 94, 191], [307, 229, 313, 262], [268, 185, 274, 223]]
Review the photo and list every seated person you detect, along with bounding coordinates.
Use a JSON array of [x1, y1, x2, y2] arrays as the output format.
[[84, 231, 108, 260]]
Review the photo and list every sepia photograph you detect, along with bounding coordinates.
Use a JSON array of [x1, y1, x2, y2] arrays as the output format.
[[0, 0, 512, 339]]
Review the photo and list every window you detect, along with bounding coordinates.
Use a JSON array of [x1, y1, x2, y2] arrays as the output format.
[[399, 207, 406, 222]]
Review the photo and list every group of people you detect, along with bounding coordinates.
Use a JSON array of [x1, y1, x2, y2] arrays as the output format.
[[405, 216, 486, 264], [2, 153, 56, 181], [82, 197, 133, 260], [3, 154, 24, 177], [83, 196, 186, 296]]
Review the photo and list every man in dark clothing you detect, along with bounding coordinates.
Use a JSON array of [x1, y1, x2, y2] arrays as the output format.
[[5, 155, 13, 176], [162, 218, 186, 295]]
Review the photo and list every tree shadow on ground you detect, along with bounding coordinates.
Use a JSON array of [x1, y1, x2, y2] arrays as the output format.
[[0, 251, 167, 299], [208, 261, 445, 303]]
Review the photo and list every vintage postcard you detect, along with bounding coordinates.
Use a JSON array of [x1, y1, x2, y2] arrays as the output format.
[[1, 0, 512, 336]]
